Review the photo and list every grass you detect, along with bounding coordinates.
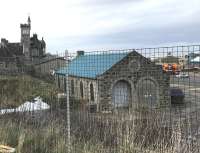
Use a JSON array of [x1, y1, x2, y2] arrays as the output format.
[[0, 75, 59, 108], [0, 75, 198, 153], [0, 109, 197, 153]]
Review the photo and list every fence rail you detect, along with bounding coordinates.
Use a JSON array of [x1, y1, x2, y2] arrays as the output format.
[[0, 45, 200, 153]]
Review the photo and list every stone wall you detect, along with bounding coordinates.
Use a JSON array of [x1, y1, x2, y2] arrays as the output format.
[[0, 60, 19, 75], [97, 51, 170, 111], [55, 74, 98, 104], [68, 76, 98, 105], [34, 58, 66, 75]]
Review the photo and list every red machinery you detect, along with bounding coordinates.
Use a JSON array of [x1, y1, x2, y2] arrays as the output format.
[[162, 63, 180, 75]]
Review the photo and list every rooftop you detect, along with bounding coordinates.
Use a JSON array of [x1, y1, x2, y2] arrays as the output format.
[[56, 51, 131, 79]]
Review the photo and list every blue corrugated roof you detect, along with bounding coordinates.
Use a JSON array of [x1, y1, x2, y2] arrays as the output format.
[[56, 52, 129, 78]]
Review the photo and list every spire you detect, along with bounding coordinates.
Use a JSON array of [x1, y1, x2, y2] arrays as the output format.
[[28, 16, 31, 26]]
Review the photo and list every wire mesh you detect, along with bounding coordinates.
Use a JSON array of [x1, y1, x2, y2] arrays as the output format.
[[0, 45, 200, 153]]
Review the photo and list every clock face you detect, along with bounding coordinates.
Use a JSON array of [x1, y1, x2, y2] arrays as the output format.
[[129, 59, 141, 72]]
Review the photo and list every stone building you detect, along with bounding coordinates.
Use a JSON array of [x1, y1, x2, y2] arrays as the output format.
[[0, 16, 46, 73], [0, 39, 23, 72], [20, 16, 46, 60], [34, 56, 66, 75], [55, 50, 170, 112]]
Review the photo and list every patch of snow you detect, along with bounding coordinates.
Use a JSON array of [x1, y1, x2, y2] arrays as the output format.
[[0, 97, 50, 115]]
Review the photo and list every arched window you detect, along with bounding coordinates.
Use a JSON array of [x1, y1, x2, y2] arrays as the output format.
[[90, 83, 94, 101], [71, 80, 74, 95], [80, 81, 84, 98], [64, 78, 66, 92], [58, 75, 60, 88], [137, 78, 158, 107]]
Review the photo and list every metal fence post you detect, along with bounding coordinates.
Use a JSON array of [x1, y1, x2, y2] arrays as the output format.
[[65, 50, 71, 152]]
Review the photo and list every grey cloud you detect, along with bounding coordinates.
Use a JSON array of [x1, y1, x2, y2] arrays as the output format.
[[47, 0, 200, 53], [49, 19, 200, 53], [74, 0, 139, 7]]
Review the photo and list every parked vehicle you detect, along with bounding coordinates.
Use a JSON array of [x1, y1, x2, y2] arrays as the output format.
[[175, 72, 189, 78], [170, 88, 185, 104]]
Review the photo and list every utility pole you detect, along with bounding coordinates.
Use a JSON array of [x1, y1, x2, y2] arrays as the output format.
[[65, 50, 71, 152]]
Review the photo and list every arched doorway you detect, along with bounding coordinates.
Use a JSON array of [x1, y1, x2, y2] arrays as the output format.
[[137, 78, 158, 107], [112, 80, 131, 108]]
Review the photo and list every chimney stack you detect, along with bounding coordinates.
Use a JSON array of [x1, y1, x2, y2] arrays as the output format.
[[1, 38, 8, 48], [77, 50, 84, 56]]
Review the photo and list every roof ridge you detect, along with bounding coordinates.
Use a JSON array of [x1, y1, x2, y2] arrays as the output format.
[[83, 51, 130, 56]]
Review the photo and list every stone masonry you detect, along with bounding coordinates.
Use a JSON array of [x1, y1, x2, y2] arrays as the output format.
[[97, 51, 170, 111]]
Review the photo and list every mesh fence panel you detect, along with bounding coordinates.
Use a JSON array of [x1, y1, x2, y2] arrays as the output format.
[[0, 45, 200, 153]]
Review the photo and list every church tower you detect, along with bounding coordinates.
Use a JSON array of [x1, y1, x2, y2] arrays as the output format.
[[20, 16, 31, 59]]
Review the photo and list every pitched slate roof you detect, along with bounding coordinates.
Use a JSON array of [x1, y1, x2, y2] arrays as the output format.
[[0, 43, 23, 58], [56, 52, 130, 79]]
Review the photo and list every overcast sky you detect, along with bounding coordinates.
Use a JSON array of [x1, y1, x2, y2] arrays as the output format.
[[0, 0, 199, 53]]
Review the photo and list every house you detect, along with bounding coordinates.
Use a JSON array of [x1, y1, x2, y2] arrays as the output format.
[[55, 50, 170, 112]]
